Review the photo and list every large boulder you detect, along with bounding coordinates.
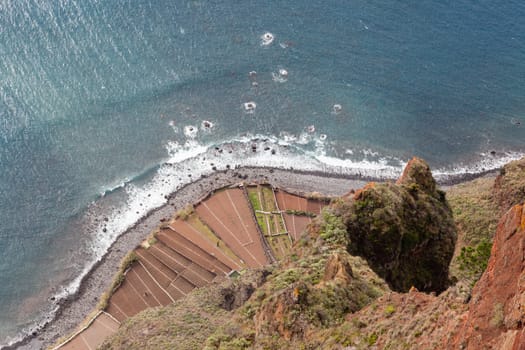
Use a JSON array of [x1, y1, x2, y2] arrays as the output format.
[[341, 157, 457, 293]]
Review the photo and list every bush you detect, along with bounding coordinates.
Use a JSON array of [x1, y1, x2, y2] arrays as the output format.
[[457, 239, 492, 284]]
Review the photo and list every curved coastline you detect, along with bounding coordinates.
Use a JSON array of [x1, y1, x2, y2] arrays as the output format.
[[9, 167, 369, 350], [6, 165, 500, 350]]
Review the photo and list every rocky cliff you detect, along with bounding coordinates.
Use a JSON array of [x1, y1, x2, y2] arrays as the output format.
[[342, 157, 457, 292], [450, 203, 525, 349], [100, 156, 525, 350]]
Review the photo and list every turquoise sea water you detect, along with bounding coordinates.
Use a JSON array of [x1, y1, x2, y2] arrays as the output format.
[[0, 0, 524, 346]]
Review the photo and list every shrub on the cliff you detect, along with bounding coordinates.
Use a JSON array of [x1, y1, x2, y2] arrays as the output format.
[[457, 239, 492, 285], [318, 208, 347, 246]]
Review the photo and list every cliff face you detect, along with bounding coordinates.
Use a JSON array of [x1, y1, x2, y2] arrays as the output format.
[[450, 203, 525, 350], [342, 157, 457, 292], [101, 157, 525, 350]]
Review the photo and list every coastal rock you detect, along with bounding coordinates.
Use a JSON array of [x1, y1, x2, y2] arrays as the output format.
[[342, 157, 456, 292], [449, 203, 525, 350], [396, 156, 437, 194]]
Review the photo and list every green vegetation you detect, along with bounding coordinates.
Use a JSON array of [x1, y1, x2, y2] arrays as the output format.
[[247, 186, 289, 259], [285, 209, 316, 217], [175, 204, 194, 220], [247, 185, 278, 212], [366, 332, 378, 346], [457, 239, 492, 285], [490, 303, 505, 328], [261, 186, 277, 211], [341, 158, 457, 292], [384, 304, 396, 316], [247, 190, 262, 212], [447, 177, 498, 286], [318, 208, 347, 246]]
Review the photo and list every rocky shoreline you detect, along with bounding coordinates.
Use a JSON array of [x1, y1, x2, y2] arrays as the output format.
[[13, 167, 368, 350], [9, 164, 502, 350]]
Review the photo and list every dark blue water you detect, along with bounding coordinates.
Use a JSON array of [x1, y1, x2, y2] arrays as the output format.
[[1, 0, 524, 345]]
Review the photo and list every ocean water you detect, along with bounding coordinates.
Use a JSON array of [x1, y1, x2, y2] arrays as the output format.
[[0, 0, 524, 346]]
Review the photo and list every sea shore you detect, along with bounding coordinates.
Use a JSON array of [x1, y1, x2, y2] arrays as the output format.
[[13, 167, 369, 350], [12, 165, 498, 350]]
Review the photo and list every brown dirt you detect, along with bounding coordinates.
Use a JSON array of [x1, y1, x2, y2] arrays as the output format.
[[306, 199, 326, 215], [60, 313, 119, 350], [130, 263, 173, 306], [169, 219, 243, 270], [123, 268, 162, 309], [148, 243, 190, 275], [156, 228, 230, 275], [283, 214, 312, 242], [275, 190, 308, 212], [196, 188, 268, 267], [150, 242, 210, 288], [107, 276, 149, 320], [167, 278, 193, 296], [183, 263, 216, 285], [135, 248, 177, 288]]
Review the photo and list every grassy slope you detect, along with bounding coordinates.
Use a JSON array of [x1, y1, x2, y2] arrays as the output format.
[[446, 177, 499, 288]]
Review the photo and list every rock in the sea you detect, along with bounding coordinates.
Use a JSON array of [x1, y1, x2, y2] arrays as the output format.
[[341, 157, 456, 293]]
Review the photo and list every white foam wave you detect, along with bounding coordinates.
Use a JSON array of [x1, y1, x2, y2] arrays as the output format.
[[183, 125, 198, 138], [260, 32, 274, 46], [271, 68, 288, 83], [243, 101, 257, 113], [433, 151, 525, 180], [99, 179, 129, 197]]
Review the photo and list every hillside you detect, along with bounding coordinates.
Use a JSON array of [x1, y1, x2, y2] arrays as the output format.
[[70, 157, 525, 349]]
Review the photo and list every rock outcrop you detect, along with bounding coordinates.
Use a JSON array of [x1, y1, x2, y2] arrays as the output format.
[[450, 203, 525, 350], [342, 157, 457, 293], [494, 157, 525, 213]]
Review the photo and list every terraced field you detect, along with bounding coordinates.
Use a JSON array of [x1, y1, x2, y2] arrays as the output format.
[[55, 185, 329, 350], [274, 189, 328, 242], [247, 185, 290, 260]]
